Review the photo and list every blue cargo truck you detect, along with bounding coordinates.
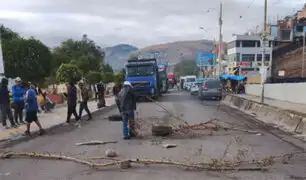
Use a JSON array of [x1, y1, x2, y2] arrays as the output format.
[[125, 59, 160, 99]]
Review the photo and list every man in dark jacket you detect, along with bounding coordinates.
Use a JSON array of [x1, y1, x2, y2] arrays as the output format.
[[66, 81, 80, 123], [0, 78, 17, 128], [97, 81, 105, 108], [117, 81, 137, 139]]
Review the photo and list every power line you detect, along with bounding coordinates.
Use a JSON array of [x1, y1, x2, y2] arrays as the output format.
[[233, 0, 283, 25]]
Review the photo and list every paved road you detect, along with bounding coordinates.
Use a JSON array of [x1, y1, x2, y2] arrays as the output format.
[[0, 90, 305, 180], [0, 98, 115, 142]]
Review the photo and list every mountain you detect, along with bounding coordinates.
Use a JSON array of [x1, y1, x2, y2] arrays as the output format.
[[104, 44, 138, 72], [136, 40, 214, 66], [104, 40, 214, 71]]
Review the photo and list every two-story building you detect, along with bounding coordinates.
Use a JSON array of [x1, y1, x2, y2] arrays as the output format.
[[227, 34, 275, 76]]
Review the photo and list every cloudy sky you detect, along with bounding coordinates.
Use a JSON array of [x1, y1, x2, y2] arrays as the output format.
[[0, 0, 304, 48]]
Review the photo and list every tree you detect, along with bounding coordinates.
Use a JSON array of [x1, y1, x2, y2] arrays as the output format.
[[85, 71, 102, 84], [0, 25, 19, 41], [174, 60, 198, 77], [102, 72, 114, 83], [128, 53, 138, 60], [113, 72, 125, 83], [55, 63, 82, 83], [2, 35, 53, 82], [101, 63, 114, 74], [52, 34, 104, 75]]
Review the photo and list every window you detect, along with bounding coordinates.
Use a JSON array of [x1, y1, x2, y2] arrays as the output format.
[[257, 54, 262, 61], [127, 65, 154, 77], [236, 53, 240, 61], [264, 54, 270, 61], [280, 30, 291, 41], [186, 78, 196, 82], [257, 41, 261, 47], [241, 68, 254, 71], [241, 40, 256, 47], [236, 41, 240, 47], [241, 54, 255, 61]]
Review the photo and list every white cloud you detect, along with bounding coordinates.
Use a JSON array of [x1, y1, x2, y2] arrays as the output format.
[[0, 0, 303, 48]]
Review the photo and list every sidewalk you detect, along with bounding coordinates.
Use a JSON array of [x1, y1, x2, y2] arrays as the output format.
[[234, 94, 306, 115], [0, 97, 115, 142]]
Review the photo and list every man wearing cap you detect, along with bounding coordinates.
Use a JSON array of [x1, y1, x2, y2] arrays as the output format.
[[11, 77, 26, 124], [77, 81, 92, 120], [117, 81, 137, 139]]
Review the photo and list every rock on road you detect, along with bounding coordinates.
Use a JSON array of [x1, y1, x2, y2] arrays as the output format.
[[0, 90, 306, 180]]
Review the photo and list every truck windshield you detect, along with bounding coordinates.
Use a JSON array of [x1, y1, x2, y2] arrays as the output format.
[[127, 65, 154, 77]]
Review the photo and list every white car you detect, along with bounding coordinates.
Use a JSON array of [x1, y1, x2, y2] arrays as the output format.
[[190, 83, 201, 95]]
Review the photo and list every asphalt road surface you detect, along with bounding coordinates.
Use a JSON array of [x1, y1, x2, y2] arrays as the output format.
[[0, 90, 306, 180]]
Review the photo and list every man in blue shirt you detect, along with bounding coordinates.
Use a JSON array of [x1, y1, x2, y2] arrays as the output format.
[[24, 83, 45, 136], [11, 77, 25, 124]]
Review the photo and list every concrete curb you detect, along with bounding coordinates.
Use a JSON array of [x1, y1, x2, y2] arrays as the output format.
[[221, 94, 306, 141], [0, 104, 117, 147]]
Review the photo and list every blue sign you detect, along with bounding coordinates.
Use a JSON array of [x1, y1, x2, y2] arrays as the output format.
[[303, 26, 306, 32], [196, 52, 216, 67]]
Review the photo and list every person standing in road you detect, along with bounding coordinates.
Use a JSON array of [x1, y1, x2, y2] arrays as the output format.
[[24, 83, 45, 136], [117, 81, 137, 140], [0, 78, 17, 129], [97, 81, 106, 108], [66, 81, 80, 123], [77, 81, 92, 121], [112, 82, 122, 113], [11, 77, 25, 124]]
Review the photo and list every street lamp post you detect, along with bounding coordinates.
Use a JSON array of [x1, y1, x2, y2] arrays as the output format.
[[260, 0, 268, 104]]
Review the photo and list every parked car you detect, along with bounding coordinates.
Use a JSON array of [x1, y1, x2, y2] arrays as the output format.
[[197, 78, 222, 100], [190, 82, 202, 95]]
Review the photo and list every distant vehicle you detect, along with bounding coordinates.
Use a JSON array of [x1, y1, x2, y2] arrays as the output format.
[[179, 76, 187, 90], [197, 78, 222, 100], [125, 59, 160, 99], [190, 78, 204, 95], [183, 75, 196, 90], [167, 73, 175, 88]]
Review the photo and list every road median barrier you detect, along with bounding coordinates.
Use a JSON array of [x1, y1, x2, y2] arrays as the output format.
[[221, 94, 306, 141]]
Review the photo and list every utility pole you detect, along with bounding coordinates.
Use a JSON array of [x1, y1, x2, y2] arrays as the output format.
[[302, 29, 305, 77], [260, 0, 268, 104], [218, 3, 223, 76]]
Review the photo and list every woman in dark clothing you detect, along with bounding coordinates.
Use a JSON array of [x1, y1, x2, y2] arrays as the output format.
[[66, 82, 80, 123], [113, 83, 122, 113]]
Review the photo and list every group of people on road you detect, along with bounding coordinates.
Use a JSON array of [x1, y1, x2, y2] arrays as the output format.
[[0, 76, 138, 140], [0, 77, 45, 135]]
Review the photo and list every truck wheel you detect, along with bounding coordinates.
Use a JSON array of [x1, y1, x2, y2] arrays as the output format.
[[151, 124, 173, 136]]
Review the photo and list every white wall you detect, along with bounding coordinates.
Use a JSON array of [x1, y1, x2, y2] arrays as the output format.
[[246, 83, 306, 104]]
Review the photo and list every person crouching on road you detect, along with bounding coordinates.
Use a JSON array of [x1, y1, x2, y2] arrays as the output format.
[[66, 81, 80, 123], [118, 81, 137, 140], [24, 83, 45, 136], [77, 81, 92, 121]]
